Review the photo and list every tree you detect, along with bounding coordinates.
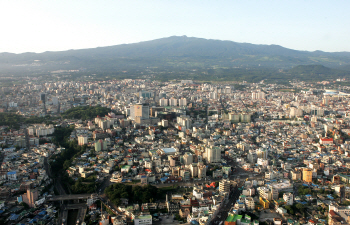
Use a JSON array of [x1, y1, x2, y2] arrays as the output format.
[[296, 203, 305, 212], [284, 205, 294, 214], [121, 192, 129, 199], [63, 160, 71, 170], [61, 106, 111, 120]]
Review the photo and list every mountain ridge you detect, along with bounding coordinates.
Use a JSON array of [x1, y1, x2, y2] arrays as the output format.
[[2, 35, 349, 55], [1, 36, 350, 80], [2, 35, 349, 56]]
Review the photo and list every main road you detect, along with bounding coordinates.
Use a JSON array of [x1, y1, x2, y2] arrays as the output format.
[[47, 193, 94, 201], [209, 185, 242, 225]]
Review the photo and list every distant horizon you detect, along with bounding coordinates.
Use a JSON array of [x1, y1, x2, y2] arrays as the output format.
[[1, 1, 350, 54], [2, 35, 350, 55]]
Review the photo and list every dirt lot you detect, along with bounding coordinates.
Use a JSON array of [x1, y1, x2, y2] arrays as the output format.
[[259, 210, 283, 222]]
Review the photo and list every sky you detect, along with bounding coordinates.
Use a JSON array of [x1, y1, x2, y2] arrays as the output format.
[[1, 0, 350, 53]]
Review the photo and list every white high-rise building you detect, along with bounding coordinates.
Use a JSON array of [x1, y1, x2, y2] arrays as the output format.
[[161, 120, 168, 127], [224, 86, 232, 94], [130, 103, 150, 120], [258, 92, 266, 99], [252, 92, 258, 100], [169, 98, 178, 106], [183, 152, 193, 165], [78, 135, 88, 146], [159, 98, 168, 106], [252, 91, 265, 100], [209, 92, 217, 99], [206, 146, 221, 163], [179, 98, 187, 107], [190, 164, 198, 178], [177, 116, 192, 129], [198, 164, 207, 179], [245, 197, 255, 210], [219, 179, 231, 193], [311, 116, 317, 122], [290, 107, 303, 117]]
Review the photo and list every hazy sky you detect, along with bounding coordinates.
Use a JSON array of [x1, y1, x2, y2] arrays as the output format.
[[1, 0, 350, 53]]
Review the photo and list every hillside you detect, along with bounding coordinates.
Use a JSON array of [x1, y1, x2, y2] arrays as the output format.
[[1, 36, 350, 82], [285, 65, 350, 81]]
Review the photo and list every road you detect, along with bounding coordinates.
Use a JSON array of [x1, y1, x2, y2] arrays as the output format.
[[210, 185, 242, 225], [57, 203, 87, 225], [22, 125, 30, 151], [47, 193, 94, 201], [66, 203, 87, 225], [66, 203, 88, 209], [43, 156, 67, 195], [76, 207, 87, 225], [98, 174, 111, 195], [58, 205, 68, 225], [44, 156, 69, 225], [99, 196, 119, 215]]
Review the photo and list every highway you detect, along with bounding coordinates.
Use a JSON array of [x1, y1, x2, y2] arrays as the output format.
[[58, 205, 68, 225], [47, 193, 94, 201], [57, 204, 87, 225], [65, 204, 87, 225], [76, 206, 87, 225], [43, 156, 68, 196], [66, 203, 88, 209]]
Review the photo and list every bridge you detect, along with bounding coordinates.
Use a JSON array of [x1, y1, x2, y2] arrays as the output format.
[[47, 193, 97, 201]]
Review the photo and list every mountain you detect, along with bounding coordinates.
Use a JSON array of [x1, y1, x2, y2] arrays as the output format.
[[1, 36, 350, 81], [285, 65, 350, 81]]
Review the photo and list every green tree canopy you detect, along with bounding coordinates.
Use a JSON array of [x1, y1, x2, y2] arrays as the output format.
[[61, 106, 111, 120]]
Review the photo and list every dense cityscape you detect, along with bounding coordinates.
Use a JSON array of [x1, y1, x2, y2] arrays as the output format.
[[1, 76, 350, 225]]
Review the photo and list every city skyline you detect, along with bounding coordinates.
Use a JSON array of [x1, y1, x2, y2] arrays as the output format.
[[1, 0, 350, 53]]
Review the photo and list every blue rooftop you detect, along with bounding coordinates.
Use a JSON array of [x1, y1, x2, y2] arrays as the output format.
[[160, 177, 168, 181], [9, 214, 19, 220]]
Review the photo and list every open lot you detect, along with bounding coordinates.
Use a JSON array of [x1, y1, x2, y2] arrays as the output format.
[[152, 214, 180, 225], [259, 210, 283, 222]]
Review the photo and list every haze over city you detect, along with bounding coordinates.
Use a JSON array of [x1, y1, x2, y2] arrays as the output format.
[[1, 0, 350, 53]]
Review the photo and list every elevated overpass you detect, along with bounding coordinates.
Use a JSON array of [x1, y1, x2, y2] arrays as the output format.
[[47, 193, 97, 201]]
